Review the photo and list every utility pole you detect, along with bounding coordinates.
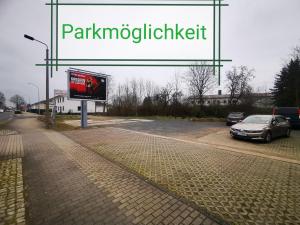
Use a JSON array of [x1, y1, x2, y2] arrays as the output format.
[[24, 34, 51, 127]]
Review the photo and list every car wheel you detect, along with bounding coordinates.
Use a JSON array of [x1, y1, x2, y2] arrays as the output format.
[[230, 133, 237, 139], [264, 132, 272, 143], [285, 128, 291, 137]]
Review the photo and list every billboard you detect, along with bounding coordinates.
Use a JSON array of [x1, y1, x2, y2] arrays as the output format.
[[67, 69, 107, 101]]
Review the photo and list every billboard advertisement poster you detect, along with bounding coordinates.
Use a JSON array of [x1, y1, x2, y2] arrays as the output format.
[[68, 69, 107, 101]]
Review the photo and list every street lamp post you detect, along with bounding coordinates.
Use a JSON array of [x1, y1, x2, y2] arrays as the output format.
[[24, 34, 50, 127], [28, 82, 40, 115]]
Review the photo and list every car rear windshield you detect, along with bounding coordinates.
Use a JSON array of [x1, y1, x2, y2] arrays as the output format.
[[243, 116, 272, 124], [229, 113, 243, 117]]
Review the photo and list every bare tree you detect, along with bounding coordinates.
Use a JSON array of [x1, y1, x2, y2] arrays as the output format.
[[186, 62, 216, 106], [145, 80, 155, 98], [10, 94, 25, 110], [240, 85, 255, 105], [102, 76, 114, 113], [171, 73, 183, 103], [226, 66, 255, 105], [124, 79, 130, 102], [130, 78, 138, 115], [159, 83, 173, 107], [138, 78, 145, 103], [115, 83, 123, 108]]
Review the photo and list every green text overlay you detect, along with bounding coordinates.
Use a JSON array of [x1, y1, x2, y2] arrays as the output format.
[[62, 23, 208, 44]]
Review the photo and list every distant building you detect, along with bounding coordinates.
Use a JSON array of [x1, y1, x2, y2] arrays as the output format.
[[53, 94, 105, 114], [188, 91, 274, 108], [29, 90, 106, 114], [29, 100, 49, 111], [54, 89, 67, 97]]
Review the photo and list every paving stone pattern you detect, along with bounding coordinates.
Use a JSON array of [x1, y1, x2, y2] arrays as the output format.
[[0, 159, 25, 225], [64, 127, 300, 225], [197, 129, 300, 161], [114, 121, 300, 162], [15, 114, 219, 225], [43, 131, 220, 225], [22, 131, 136, 225], [0, 130, 18, 136], [0, 135, 23, 160], [0, 128, 25, 225]]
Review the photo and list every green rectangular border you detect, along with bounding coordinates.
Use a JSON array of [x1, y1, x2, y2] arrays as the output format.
[[43, 0, 231, 85]]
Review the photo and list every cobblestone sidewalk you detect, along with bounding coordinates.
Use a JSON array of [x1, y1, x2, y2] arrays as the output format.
[[17, 117, 220, 225], [0, 130, 25, 225], [43, 131, 221, 225], [0, 133, 23, 160], [64, 127, 300, 225]]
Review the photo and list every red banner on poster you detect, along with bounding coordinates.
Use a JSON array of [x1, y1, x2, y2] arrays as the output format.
[[68, 69, 107, 101]]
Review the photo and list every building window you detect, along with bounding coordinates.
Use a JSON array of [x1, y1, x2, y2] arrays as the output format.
[[62, 106, 64, 112], [62, 97, 64, 102], [78, 106, 81, 111], [224, 100, 227, 104], [207, 101, 210, 104]]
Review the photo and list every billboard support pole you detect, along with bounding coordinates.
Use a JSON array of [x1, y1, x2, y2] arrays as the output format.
[[81, 100, 88, 128]]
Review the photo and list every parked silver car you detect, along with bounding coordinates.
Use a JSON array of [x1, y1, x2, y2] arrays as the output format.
[[230, 115, 291, 143]]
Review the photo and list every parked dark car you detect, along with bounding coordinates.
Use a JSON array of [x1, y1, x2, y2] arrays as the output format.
[[14, 110, 22, 114], [230, 115, 291, 143], [273, 107, 300, 128], [226, 112, 245, 126]]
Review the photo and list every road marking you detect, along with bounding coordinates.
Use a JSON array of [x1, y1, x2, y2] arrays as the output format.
[[64, 118, 154, 127]]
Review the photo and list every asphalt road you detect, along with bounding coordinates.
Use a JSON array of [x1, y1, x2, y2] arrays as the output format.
[[0, 112, 13, 123]]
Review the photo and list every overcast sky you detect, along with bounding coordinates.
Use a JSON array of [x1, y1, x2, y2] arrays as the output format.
[[0, 0, 300, 105]]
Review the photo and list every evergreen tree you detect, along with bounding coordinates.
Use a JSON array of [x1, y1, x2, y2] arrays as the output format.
[[0, 91, 5, 108], [271, 58, 300, 107]]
